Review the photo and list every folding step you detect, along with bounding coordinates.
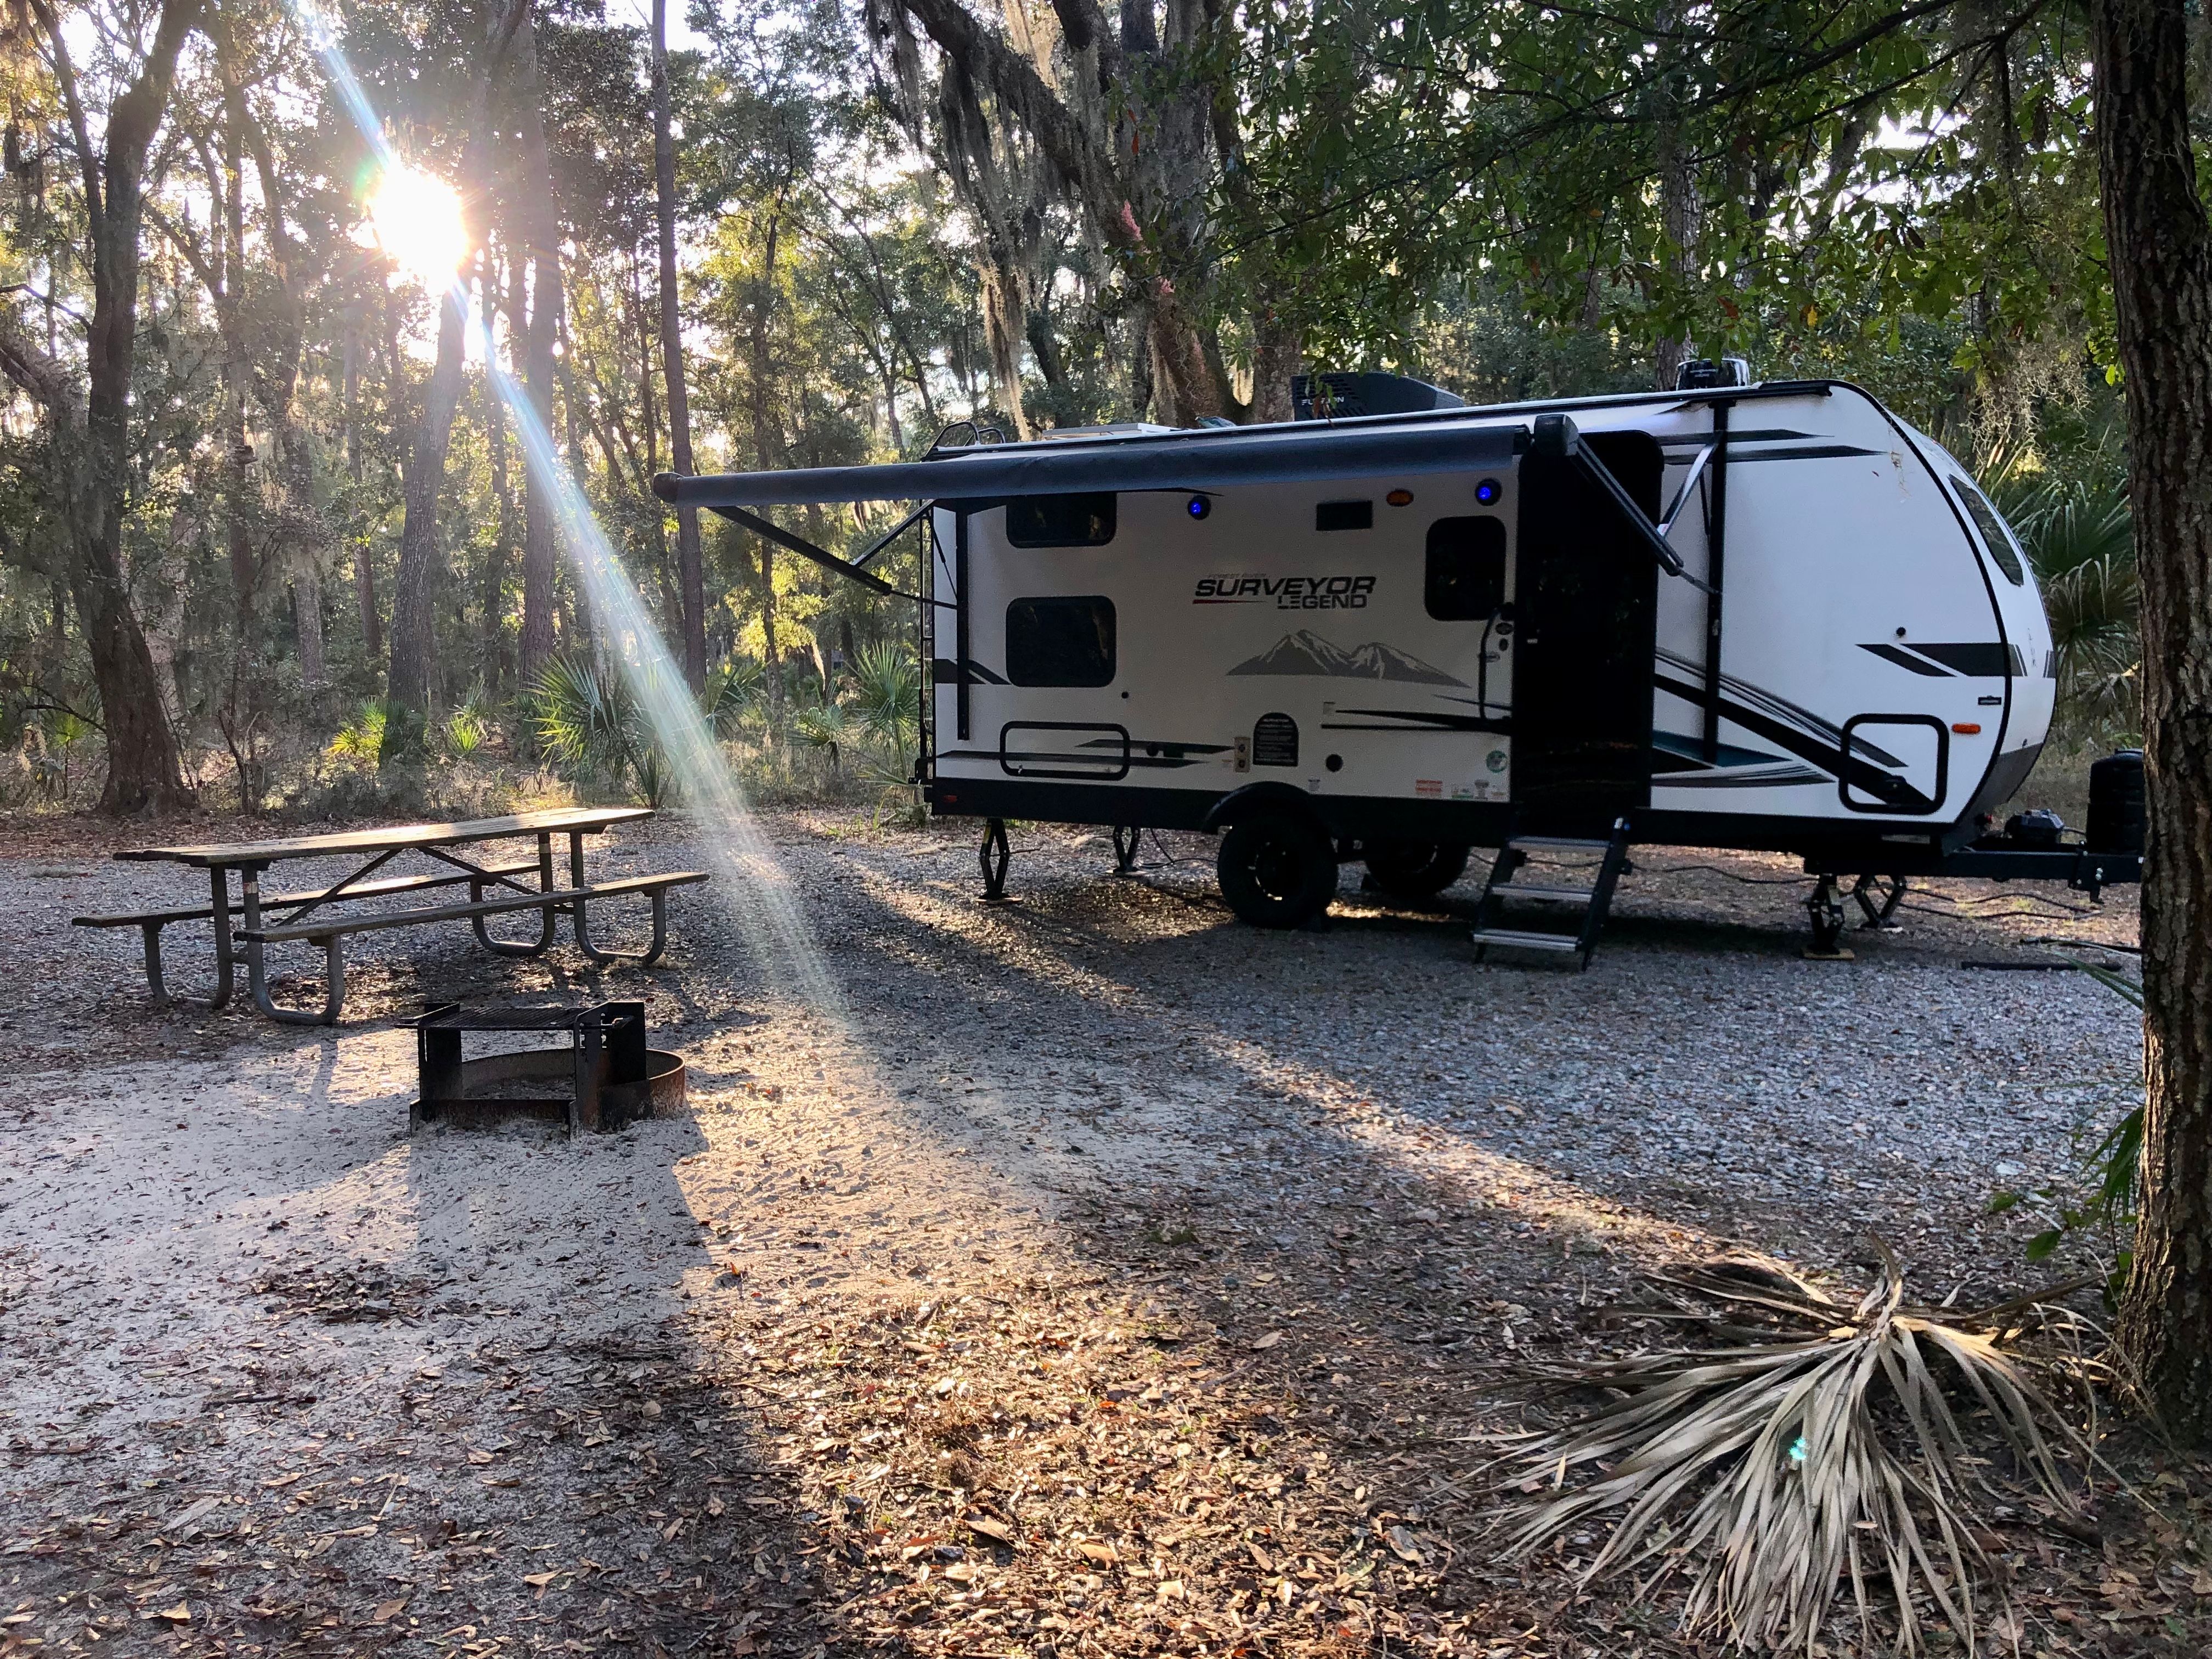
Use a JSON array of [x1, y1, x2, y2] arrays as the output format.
[[1471, 816, 1634, 970], [1468, 928, 1584, 953]]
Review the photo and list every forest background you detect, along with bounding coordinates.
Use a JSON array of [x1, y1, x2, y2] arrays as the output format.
[[0, 0, 2147, 818]]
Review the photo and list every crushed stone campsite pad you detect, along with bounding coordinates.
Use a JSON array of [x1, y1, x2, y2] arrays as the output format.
[[2, 808, 2206, 1658]]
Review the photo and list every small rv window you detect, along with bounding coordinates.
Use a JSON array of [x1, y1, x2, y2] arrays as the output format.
[[1006, 494, 1116, 547], [1006, 596, 1116, 686], [1951, 477, 2027, 586], [1425, 516, 1508, 619]]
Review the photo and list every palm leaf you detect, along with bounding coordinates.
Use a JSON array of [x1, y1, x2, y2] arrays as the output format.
[[1487, 1248, 2102, 1656]]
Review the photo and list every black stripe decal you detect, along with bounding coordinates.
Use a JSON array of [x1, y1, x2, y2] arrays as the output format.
[[1655, 674, 1937, 813], [1859, 642, 1954, 677]]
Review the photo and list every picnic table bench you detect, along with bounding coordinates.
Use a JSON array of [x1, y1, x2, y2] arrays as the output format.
[[74, 807, 709, 1025]]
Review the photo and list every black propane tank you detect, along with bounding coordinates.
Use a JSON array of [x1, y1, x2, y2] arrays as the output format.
[[2088, 749, 2146, 854]]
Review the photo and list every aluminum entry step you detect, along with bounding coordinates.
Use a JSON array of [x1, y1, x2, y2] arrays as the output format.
[[1468, 928, 1585, 952], [1490, 884, 1595, 903], [1506, 836, 1612, 851]]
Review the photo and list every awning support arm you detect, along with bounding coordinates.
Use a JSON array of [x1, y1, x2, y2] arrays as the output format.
[[1533, 413, 1717, 596], [850, 503, 930, 572], [707, 503, 949, 608]]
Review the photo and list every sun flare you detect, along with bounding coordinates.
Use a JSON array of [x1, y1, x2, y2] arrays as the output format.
[[365, 165, 467, 286]]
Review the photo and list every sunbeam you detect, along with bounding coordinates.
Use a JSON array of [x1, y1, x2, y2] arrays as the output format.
[[297, 4, 841, 1013]]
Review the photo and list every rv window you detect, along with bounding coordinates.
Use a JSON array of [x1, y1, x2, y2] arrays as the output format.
[[1316, 499, 1374, 532], [1006, 494, 1116, 547], [1950, 477, 2027, 586], [1425, 516, 1508, 619], [1006, 596, 1117, 686]]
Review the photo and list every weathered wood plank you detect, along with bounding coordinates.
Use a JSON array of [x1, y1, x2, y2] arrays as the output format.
[[235, 871, 709, 943], [115, 807, 653, 867], [72, 861, 544, 929]]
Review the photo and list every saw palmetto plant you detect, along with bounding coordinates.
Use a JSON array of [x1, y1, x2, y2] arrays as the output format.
[[1492, 1251, 2101, 1656]]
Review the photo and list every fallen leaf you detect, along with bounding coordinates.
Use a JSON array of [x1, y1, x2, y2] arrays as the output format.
[[1157, 1578, 1186, 1600], [263, 1472, 302, 1488], [159, 1496, 225, 1536], [662, 1518, 682, 1541], [1078, 1541, 1119, 1567], [1248, 1541, 1275, 1573], [964, 1514, 1014, 1545], [706, 1495, 726, 1517], [731, 1639, 757, 1656], [370, 1600, 407, 1624], [522, 1572, 558, 1589], [145, 1604, 191, 1625], [466, 1449, 493, 1465], [1250, 1330, 1284, 1351], [1385, 1525, 1425, 1565]]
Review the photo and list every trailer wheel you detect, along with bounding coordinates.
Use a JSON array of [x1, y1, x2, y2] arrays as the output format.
[[1363, 840, 1471, 900], [1217, 814, 1338, 929]]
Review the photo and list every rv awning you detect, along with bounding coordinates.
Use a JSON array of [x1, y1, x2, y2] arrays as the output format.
[[651, 419, 1530, 508]]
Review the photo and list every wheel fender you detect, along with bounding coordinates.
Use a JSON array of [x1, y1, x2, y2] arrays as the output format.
[[1200, 782, 1327, 836]]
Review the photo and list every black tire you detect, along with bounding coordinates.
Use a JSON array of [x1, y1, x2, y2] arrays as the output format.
[[1217, 813, 1339, 928], [1363, 840, 1471, 900]]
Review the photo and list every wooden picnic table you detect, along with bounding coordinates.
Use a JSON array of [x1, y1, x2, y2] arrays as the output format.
[[77, 807, 708, 1026]]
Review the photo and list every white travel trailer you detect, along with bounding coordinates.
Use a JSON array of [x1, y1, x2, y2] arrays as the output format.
[[656, 370, 2139, 957]]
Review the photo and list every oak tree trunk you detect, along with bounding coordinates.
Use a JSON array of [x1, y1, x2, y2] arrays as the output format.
[[33, 0, 201, 812], [2095, 0, 2212, 1443]]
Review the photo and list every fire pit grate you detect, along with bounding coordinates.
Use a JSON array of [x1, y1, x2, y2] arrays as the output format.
[[407, 1001, 686, 1136]]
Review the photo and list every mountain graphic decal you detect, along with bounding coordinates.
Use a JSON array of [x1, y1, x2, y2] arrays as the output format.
[[1228, 630, 1466, 687]]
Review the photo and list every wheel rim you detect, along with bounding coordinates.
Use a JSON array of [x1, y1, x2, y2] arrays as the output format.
[[1243, 832, 1307, 904]]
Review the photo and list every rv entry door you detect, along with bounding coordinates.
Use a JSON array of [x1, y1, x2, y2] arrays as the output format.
[[1513, 431, 1663, 830]]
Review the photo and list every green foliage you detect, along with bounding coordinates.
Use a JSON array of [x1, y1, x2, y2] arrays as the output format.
[[849, 641, 919, 749], [792, 700, 852, 774], [327, 701, 392, 768], [532, 656, 664, 805], [703, 658, 766, 738]]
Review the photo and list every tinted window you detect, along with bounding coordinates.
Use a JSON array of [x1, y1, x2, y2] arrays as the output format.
[[1316, 499, 1374, 532], [1425, 516, 1508, 619], [1006, 596, 1116, 686], [1006, 494, 1115, 547], [1952, 476, 2027, 585]]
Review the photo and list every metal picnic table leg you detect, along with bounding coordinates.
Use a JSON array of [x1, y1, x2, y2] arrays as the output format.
[[471, 831, 559, 957], [241, 862, 345, 1025], [569, 830, 667, 967], [139, 866, 241, 1011]]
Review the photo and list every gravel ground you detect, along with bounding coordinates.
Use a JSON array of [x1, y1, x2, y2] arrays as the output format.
[[1, 804, 2198, 1659]]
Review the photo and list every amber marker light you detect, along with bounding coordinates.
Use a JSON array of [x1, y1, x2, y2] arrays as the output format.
[[1953, 723, 1983, 734], [1386, 489, 1414, 506]]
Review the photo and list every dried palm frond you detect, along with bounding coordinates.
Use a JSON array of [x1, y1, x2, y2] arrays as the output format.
[[1489, 1248, 2102, 1657]]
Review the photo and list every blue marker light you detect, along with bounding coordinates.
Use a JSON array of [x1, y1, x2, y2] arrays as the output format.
[[1188, 496, 1211, 520], [1474, 477, 1501, 506]]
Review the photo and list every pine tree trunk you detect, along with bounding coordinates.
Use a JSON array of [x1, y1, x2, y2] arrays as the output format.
[[652, 0, 707, 689], [513, 1, 564, 684], [342, 311, 383, 661], [389, 289, 470, 725], [2096, 0, 2212, 1443]]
